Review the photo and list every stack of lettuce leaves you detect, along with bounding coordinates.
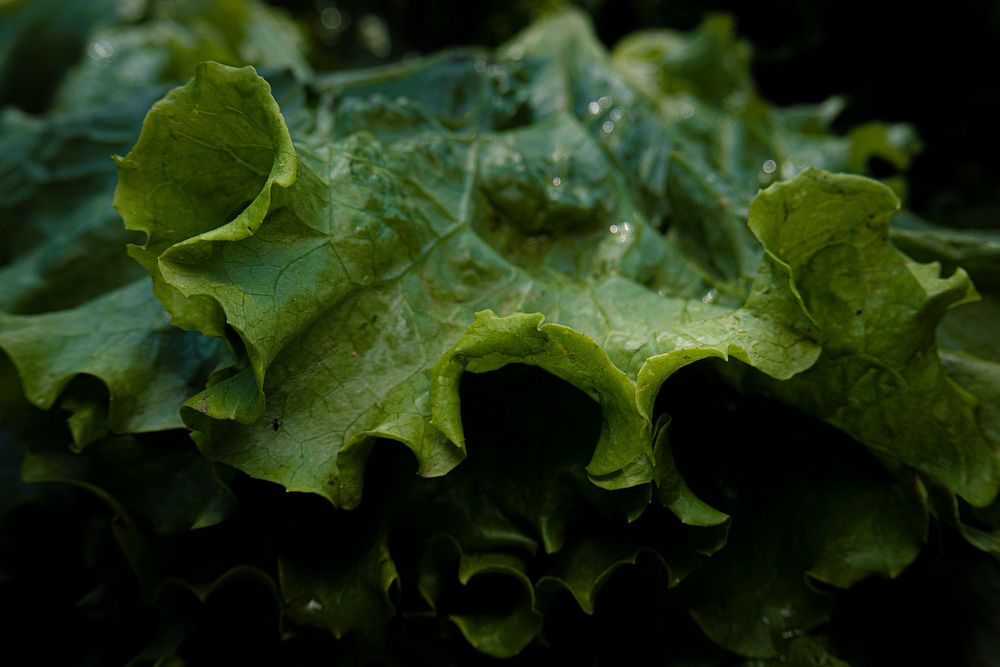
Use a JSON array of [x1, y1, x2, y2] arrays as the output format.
[[2, 1, 998, 664]]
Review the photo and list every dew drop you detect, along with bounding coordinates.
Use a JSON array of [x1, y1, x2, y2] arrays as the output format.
[[305, 599, 323, 612], [609, 221, 633, 243], [702, 288, 718, 304], [762, 159, 777, 174], [610, 107, 623, 121], [679, 102, 695, 118], [551, 176, 562, 186], [588, 101, 601, 115], [601, 120, 615, 134], [89, 40, 114, 61]]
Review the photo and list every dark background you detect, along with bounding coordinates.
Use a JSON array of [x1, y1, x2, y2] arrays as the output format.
[[271, 0, 1000, 230]]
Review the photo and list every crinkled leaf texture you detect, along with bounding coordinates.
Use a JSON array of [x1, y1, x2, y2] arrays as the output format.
[[3, 11, 977, 663], [3, 4, 999, 664], [117, 58, 996, 515], [418, 534, 542, 658], [114, 61, 822, 509], [0, 280, 231, 449], [734, 170, 997, 505]]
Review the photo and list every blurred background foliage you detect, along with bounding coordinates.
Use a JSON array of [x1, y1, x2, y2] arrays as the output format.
[[277, 0, 1000, 231], [2, 0, 996, 228]]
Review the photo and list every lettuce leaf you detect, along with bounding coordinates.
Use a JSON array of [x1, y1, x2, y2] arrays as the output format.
[[114, 58, 997, 512], [3, 5, 999, 664]]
